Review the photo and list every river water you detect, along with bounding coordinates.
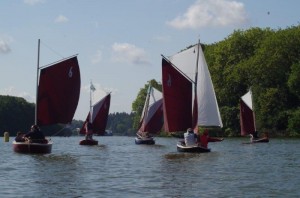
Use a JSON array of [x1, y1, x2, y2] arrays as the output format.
[[0, 136, 299, 198]]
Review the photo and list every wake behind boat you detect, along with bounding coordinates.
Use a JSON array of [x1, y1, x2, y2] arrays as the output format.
[[13, 39, 81, 154], [135, 85, 163, 145], [162, 40, 224, 153]]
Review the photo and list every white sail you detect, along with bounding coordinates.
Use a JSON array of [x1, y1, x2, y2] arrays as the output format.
[[168, 43, 223, 128], [140, 86, 162, 124], [241, 90, 253, 110]]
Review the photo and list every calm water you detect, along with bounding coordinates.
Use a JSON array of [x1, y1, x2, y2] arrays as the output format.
[[0, 136, 299, 198]]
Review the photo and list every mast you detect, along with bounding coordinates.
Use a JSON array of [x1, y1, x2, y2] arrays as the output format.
[[250, 88, 257, 131], [35, 39, 40, 125], [194, 39, 200, 97], [90, 80, 93, 123], [192, 39, 200, 131]]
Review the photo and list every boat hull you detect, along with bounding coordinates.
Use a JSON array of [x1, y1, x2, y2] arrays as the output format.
[[243, 138, 269, 144], [135, 137, 155, 145], [177, 142, 211, 153], [79, 139, 98, 145], [13, 141, 52, 154]]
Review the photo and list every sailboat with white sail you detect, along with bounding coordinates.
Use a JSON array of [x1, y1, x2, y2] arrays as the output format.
[[240, 90, 269, 143], [13, 39, 81, 154], [162, 40, 223, 152], [79, 82, 111, 145], [135, 85, 163, 145]]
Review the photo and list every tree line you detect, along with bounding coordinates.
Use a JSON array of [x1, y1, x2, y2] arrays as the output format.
[[1, 26, 300, 137]]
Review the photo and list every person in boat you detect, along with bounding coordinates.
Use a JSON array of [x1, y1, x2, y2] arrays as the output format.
[[184, 128, 197, 146], [15, 131, 25, 142], [85, 121, 94, 140], [24, 125, 46, 143], [249, 134, 254, 143], [198, 129, 224, 149]]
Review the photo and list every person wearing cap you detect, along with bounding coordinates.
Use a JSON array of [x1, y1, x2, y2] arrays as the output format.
[[24, 125, 46, 143], [184, 128, 197, 146]]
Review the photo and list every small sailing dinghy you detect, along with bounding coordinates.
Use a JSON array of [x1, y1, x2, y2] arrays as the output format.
[[135, 85, 163, 145], [13, 39, 81, 154], [79, 83, 111, 145], [162, 40, 223, 153], [240, 90, 269, 144]]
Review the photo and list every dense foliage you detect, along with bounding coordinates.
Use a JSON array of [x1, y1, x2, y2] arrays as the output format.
[[0, 95, 34, 135], [205, 26, 300, 136]]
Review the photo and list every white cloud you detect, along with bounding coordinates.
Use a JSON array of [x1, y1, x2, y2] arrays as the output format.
[[111, 43, 149, 65], [55, 15, 69, 23], [24, 0, 45, 6], [167, 0, 248, 29], [91, 50, 102, 64], [0, 39, 11, 54]]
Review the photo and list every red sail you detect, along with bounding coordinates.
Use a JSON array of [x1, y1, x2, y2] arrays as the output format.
[[240, 99, 255, 136], [138, 98, 163, 134], [80, 93, 111, 135], [37, 56, 80, 126], [162, 57, 192, 133]]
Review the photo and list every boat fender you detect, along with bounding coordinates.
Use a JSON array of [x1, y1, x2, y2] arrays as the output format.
[[3, 131, 9, 142]]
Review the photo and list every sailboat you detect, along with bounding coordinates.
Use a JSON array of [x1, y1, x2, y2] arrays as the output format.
[[79, 82, 111, 145], [135, 85, 164, 145], [240, 90, 269, 143], [162, 40, 223, 153], [13, 39, 81, 154]]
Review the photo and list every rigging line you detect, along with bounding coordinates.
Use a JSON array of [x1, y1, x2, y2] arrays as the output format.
[[40, 40, 65, 59], [50, 125, 68, 136]]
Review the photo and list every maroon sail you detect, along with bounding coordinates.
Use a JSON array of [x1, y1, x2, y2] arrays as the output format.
[[138, 95, 163, 135], [240, 98, 255, 136], [37, 56, 80, 126], [162, 57, 192, 133], [80, 93, 111, 136]]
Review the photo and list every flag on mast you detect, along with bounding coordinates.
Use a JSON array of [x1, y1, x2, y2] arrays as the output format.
[[90, 82, 96, 92]]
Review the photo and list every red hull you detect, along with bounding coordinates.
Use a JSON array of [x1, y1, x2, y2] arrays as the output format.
[[79, 139, 98, 145], [13, 141, 52, 154]]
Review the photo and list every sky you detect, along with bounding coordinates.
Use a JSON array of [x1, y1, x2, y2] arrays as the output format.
[[0, 0, 299, 121]]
